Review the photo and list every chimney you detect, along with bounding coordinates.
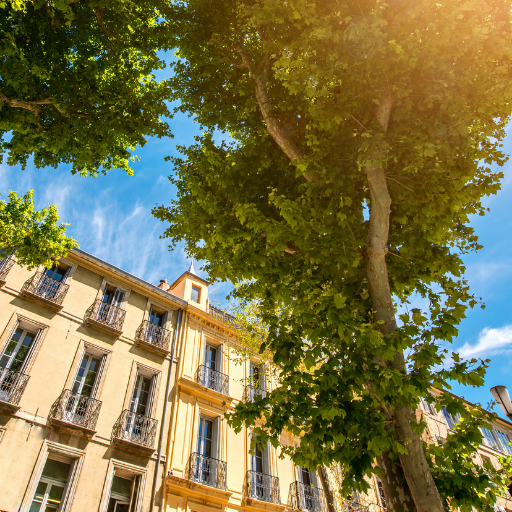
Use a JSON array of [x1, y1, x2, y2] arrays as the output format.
[[157, 279, 169, 291]]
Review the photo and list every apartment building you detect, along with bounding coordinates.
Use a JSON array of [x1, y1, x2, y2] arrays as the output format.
[[0, 248, 510, 512]]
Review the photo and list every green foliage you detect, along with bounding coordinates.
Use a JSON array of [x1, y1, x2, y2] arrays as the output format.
[[0, 190, 77, 268], [425, 399, 512, 512], [154, 0, 512, 508], [0, 0, 173, 175]]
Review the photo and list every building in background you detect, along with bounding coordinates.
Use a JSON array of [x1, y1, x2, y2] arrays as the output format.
[[0, 249, 511, 512]]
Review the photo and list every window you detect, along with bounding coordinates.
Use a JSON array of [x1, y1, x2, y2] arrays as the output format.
[[21, 441, 86, 512], [376, 479, 387, 509], [442, 407, 461, 430], [496, 429, 512, 455], [481, 426, 501, 451], [192, 415, 222, 487], [420, 396, 436, 416], [107, 474, 141, 512], [250, 363, 265, 390], [30, 457, 72, 511], [191, 285, 200, 303]]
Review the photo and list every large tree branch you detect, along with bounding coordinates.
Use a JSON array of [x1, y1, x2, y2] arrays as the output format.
[[0, 94, 89, 118], [235, 43, 312, 182], [363, 91, 446, 512]]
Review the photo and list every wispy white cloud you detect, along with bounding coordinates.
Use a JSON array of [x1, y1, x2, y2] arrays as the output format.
[[458, 325, 512, 359]]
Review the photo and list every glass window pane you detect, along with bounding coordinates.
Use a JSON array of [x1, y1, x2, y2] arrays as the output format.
[[191, 286, 200, 303], [42, 459, 71, 482], [111, 475, 132, 499], [47, 484, 64, 508]]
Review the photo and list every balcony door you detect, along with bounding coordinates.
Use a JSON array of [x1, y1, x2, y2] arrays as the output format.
[[196, 416, 219, 485], [203, 343, 222, 390], [64, 352, 102, 423], [124, 374, 154, 443], [38, 263, 69, 300], [0, 327, 36, 402], [299, 467, 319, 512], [251, 439, 270, 500], [146, 306, 166, 345], [100, 285, 125, 324]]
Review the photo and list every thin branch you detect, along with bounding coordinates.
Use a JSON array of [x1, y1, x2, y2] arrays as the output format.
[[95, 5, 113, 38], [350, 114, 368, 131], [387, 177, 414, 193]]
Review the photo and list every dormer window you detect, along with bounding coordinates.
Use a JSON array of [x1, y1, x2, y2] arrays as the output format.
[[191, 285, 200, 303]]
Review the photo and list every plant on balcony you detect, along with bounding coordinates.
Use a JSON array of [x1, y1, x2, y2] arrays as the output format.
[[155, 0, 512, 511], [0, 190, 76, 269]]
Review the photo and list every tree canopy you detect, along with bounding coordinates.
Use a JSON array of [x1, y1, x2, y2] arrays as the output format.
[[1, 0, 173, 175], [0, 190, 77, 268], [154, 0, 512, 511]]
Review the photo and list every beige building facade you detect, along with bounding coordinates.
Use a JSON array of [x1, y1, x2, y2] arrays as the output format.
[[0, 249, 510, 512]]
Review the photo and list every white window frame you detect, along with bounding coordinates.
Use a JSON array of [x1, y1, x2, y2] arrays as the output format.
[[99, 459, 148, 512], [20, 441, 85, 512]]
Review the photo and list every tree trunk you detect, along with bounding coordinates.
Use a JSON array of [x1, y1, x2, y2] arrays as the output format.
[[317, 464, 337, 512], [363, 94, 446, 512], [376, 453, 417, 512]]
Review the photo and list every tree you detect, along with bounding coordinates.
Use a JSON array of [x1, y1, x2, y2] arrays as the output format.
[[154, 0, 512, 511], [1, 0, 173, 175], [0, 189, 77, 268]]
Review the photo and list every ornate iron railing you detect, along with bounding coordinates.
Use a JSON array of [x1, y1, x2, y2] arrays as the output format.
[[289, 482, 327, 512], [344, 499, 369, 512], [136, 320, 171, 352], [247, 470, 280, 503], [112, 409, 158, 449], [50, 389, 102, 431], [0, 258, 15, 282], [86, 299, 126, 332], [209, 305, 236, 326], [196, 365, 229, 395], [23, 271, 69, 305], [0, 367, 30, 406], [244, 384, 267, 401], [187, 452, 227, 490]]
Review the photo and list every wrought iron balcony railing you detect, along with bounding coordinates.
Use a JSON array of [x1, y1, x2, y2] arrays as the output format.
[[49, 389, 101, 432], [344, 499, 369, 512], [196, 365, 229, 395], [0, 258, 15, 283], [0, 367, 30, 407], [112, 409, 158, 450], [136, 320, 171, 353], [244, 384, 267, 401], [209, 305, 236, 326], [289, 481, 327, 512], [247, 470, 281, 504], [187, 452, 227, 490], [85, 299, 126, 333], [22, 271, 69, 307]]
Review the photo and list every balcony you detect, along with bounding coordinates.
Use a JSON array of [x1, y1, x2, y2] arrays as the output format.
[[135, 320, 171, 356], [187, 452, 227, 490], [196, 365, 229, 395], [84, 299, 126, 337], [0, 367, 30, 413], [49, 389, 101, 437], [112, 409, 158, 456], [0, 258, 15, 286], [247, 470, 281, 504], [289, 482, 327, 512], [21, 271, 69, 312], [209, 305, 236, 326], [244, 384, 267, 401]]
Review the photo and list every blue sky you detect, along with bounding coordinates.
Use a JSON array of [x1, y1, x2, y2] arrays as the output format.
[[1, 106, 512, 420]]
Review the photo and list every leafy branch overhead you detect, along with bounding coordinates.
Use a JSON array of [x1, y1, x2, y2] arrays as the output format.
[[0, 0, 175, 175], [154, 0, 512, 511], [0, 190, 77, 268]]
